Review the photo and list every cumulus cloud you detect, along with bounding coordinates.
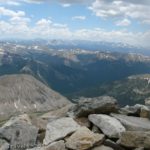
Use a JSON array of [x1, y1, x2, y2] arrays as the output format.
[[89, 0, 150, 25], [72, 16, 86, 20], [0, 15, 150, 48], [0, 1, 149, 49], [116, 18, 131, 26], [0, 7, 25, 17]]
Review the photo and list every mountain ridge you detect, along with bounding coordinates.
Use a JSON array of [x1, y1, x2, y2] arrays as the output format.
[[0, 74, 70, 119]]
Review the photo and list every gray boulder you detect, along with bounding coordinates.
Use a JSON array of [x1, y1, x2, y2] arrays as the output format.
[[111, 113, 150, 131], [0, 114, 38, 150], [68, 96, 118, 118], [43, 117, 80, 145], [89, 114, 125, 138]]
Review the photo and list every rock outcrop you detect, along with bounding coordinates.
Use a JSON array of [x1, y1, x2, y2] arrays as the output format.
[[68, 96, 118, 117]]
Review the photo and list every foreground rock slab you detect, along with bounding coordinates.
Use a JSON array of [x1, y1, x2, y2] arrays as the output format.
[[66, 126, 105, 150], [0, 114, 38, 150], [43, 117, 80, 145], [89, 114, 125, 138], [68, 96, 118, 118], [119, 131, 150, 148], [111, 113, 150, 131]]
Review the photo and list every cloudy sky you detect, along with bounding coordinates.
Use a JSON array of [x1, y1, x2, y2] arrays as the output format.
[[0, 0, 150, 48]]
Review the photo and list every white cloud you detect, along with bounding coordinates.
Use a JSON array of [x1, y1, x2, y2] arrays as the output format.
[[72, 16, 86, 20], [0, 0, 21, 6], [116, 18, 131, 26], [89, 0, 150, 25], [0, 7, 25, 17], [61, 3, 71, 7], [0, 16, 150, 48]]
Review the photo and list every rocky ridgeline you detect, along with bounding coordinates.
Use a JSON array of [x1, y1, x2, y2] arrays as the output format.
[[1, 96, 150, 150]]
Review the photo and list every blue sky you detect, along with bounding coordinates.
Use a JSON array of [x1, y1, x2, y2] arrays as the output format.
[[0, 0, 150, 48]]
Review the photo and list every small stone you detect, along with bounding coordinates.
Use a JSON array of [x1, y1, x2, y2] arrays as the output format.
[[74, 117, 91, 128], [92, 125, 101, 133]]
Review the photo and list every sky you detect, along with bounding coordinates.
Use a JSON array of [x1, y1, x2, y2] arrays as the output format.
[[0, 0, 150, 48]]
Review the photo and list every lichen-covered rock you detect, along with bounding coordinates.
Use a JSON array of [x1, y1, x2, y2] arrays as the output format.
[[66, 126, 105, 150], [89, 114, 125, 138]]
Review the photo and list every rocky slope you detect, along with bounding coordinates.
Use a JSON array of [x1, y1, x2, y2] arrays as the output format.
[[0, 96, 150, 150], [0, 74, 70, 119]]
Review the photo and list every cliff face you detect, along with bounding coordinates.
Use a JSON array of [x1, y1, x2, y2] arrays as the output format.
[[0, 74, 70, 119]]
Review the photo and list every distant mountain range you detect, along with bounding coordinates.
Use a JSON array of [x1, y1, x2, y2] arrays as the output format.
[[0, 40, 150, 106], [1, 39, 149, 55]]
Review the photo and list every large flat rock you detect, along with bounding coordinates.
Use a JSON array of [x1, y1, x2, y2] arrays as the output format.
[[43, 117, 80, 145], [89, 114, 125, 138], [111, 113, 150, 131]]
